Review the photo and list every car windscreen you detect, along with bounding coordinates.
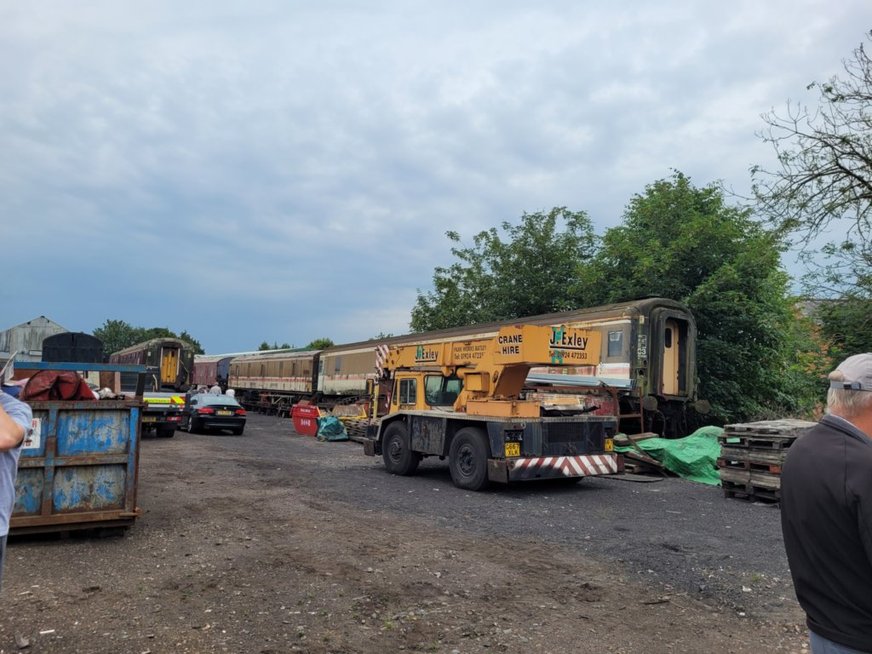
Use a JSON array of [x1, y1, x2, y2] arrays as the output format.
[[194, 394, 242, 408]]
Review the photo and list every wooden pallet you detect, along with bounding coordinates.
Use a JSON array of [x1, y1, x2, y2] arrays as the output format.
[[723, 419, 816, 437], [720, 466, 780, 486], [719, 446, 784, 466], [339, 417, 373, 443], [718, 433, 798, 450], [722, 479, 781, 503], [717, 457, 782, 475], [720, 419, 815, 448]]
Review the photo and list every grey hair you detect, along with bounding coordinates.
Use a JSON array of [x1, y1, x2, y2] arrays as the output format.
[[826, 370, 872, 417]]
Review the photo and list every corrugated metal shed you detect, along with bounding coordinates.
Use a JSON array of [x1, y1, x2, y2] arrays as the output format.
[[0, 316, 68, 361]]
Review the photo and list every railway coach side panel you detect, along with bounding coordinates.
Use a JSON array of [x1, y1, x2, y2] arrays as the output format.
[[229, 351, 319, 396], [318, 349, 378, 397]]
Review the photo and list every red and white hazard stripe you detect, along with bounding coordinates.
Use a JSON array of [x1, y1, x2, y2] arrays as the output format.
[[374, 344, 391, 377], [511, 454, 618, 477]]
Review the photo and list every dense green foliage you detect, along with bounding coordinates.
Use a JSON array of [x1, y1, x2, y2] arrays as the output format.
[[411, 207, 597, 331], [93, 320, 204, 355], [307, 338, 335, 350], [591, 172, 804, 421], [814, 296, 872, 362], [412, 173, 823, 423]]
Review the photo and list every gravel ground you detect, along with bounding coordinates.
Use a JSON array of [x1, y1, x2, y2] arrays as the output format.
[[0, 413, 807, 653]]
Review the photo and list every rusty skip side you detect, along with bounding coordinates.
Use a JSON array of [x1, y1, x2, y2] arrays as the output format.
[[11, 399, 143, 535]]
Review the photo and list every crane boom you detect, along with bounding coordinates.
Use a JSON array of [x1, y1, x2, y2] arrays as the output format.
[[383, 325, 601, 417]]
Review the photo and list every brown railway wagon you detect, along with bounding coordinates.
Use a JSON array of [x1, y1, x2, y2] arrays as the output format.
[[228, 349, 319, 413]]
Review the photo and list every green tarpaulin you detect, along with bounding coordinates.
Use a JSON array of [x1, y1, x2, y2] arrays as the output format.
[[316, 416, 349, 441], [614, 425, 724, 486]]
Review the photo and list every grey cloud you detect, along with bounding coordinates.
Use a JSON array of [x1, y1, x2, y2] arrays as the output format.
[[2, 1, 870, 351]]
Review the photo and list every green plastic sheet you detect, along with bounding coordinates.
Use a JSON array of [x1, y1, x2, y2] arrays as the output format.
[[614, 425, 724, 486], [316, 416, 349, 441]]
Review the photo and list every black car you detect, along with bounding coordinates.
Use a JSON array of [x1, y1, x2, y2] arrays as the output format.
[[181, 393, 247, 435]]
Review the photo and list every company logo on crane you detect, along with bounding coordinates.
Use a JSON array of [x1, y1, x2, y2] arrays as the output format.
[[415, 345, 439, 363], [549, 326, 595, 364]]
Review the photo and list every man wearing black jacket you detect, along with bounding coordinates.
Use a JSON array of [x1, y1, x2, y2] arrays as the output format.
[[781, 353, 872, 653]]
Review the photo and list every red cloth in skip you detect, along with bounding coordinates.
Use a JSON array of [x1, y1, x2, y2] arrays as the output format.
[[21, 371, 97, 401]]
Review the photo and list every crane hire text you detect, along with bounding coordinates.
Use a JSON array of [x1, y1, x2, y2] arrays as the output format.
[[498, 332, 523, 356]]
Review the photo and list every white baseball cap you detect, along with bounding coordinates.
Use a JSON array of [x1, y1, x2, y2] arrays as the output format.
[[831, 353, 872, 391]]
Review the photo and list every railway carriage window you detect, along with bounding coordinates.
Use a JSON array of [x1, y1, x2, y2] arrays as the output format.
[[291, 362, 297, 377], [399, 378, 417, 405], [664, 328, 673, 348], [334, 356, 342, 374], [607, 331, 624, 357]]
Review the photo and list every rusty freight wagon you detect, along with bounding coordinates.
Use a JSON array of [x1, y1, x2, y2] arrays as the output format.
[[11, 361, 148, 535], [109, 337, 194, 391]]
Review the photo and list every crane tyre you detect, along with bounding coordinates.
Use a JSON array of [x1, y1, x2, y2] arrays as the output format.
[[382, 421, 419, 476], [449, 427, 490, 491]]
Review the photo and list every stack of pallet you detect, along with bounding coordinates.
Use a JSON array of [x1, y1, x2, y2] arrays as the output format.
[[718, 419, 816, 502]]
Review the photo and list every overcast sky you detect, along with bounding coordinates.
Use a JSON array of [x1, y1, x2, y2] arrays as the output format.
[[3, 2, 870, 353]]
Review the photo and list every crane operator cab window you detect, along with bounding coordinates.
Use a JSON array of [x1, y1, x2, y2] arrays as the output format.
[[425, 375, 463, 406], [397, 378, 418, 407]]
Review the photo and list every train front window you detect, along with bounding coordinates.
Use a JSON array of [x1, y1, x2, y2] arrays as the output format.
[[607, 330, 624, 357], [424, 375, 463, 406]]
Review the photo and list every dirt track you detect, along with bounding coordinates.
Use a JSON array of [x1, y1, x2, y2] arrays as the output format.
[[0, 414, 807, 653]]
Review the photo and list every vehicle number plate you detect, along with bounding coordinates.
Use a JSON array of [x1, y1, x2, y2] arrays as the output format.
[[604, 438, 614, 452], [217, 410, 232, 416], [504, 442, 520, 457], [142, 416, 157, 423]]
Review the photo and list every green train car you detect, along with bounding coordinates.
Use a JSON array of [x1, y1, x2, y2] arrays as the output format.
[[109, 338, 195, 391]]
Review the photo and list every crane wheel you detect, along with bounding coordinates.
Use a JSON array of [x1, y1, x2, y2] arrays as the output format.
[[382, 422, 419, 476], [449, 427, 490, 491]]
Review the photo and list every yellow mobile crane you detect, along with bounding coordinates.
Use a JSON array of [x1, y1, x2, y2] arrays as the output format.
[[363, 324, 622, 490]]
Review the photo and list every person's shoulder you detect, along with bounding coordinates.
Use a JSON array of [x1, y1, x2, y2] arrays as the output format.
[[0, 390, 33, 427]]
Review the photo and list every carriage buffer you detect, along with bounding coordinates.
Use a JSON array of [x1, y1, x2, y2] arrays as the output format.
[[363, 324, 622, 490]]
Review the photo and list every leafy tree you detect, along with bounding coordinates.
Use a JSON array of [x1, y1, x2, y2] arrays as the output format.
[[753, 32, 872, 260], [411, 207, 598, 331], [258, 341, 291, 351], [93, 320, 205, 355], [140, 327, 176, 341], [813, 296, 872, 362], [592, 171, 808, 421], [93, 319, 140, 355], [753, 32, 872, 361], [178, 330, 205, 355], [778, 305, 834, 416], [307, 338, 334, 350]]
